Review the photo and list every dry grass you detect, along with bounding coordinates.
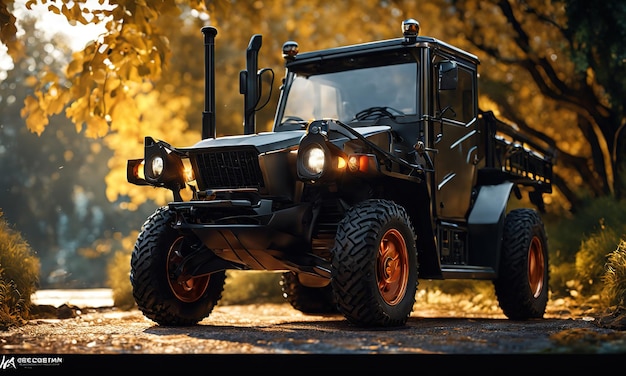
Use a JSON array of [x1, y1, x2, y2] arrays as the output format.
[[0, 211, 40, 329], [602, 240, 626, 310]]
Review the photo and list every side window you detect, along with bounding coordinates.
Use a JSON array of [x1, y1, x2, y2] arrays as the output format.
[[437, 62, 475, 124]]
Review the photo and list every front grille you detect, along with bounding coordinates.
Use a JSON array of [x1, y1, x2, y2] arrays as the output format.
[[193, 148, 265, 189]]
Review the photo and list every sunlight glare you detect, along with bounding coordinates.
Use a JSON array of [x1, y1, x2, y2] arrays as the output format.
[[14, 0, 108, 51]]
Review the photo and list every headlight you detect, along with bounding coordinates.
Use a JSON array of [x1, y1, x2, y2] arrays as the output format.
[[142, 137, 186, 189], [297, 120, 344, 182], [150, 156, 164, 177], [301, 145, 326, 175], [297, 140, 330, 181]]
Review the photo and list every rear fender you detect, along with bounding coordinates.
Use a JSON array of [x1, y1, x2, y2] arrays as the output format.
[[467, 182, 513, 271]]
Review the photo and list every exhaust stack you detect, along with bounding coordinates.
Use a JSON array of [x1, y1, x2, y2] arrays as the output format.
[[201, 26, 217, 139], [241, 34, 262, 135]]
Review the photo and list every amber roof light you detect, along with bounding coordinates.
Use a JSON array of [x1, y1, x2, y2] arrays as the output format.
[[402, 19, 420, 42], [282, 41, 299, 61]]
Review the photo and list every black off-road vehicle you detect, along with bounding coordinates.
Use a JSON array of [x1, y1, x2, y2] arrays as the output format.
[[127, 19, 554, 327]]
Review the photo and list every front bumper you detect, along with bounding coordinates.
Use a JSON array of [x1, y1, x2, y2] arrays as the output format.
[[168, 199, 331, 277]]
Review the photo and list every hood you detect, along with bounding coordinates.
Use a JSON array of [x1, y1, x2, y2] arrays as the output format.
[[181, 130, 306, 154], [179, 126, 391, 154]]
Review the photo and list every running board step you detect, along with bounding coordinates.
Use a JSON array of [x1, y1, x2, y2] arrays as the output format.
[[441, 265, 496, 279]]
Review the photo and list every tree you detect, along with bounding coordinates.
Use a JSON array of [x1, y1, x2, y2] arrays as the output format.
[[444, 0, 626, 210], [563, 0, 626, 199], [0, 15, 158, 287]]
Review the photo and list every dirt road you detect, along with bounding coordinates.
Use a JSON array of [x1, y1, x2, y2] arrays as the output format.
[[0, 289, 624, 372]]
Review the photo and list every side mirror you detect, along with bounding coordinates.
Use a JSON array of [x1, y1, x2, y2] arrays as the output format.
[[239, 70, 248, 94], [438, 61, 458, 91]]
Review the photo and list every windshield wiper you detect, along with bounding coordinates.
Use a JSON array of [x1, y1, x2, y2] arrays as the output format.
[[353, 106, 405, 121]]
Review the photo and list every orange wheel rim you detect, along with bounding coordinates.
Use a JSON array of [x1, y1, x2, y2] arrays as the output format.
[[377, 228, 409, 305], [167, 237, 210, 303], [528, 236, 545, 298]]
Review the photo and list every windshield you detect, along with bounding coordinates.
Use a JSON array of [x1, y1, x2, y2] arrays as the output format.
[[278, 62, 417, 128]]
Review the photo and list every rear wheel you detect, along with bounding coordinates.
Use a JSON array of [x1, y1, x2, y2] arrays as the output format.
[[130, 206, 226, 326], [280, 272, 338, 314], [494, 208, 549, 320], [331, 199, 418, 327]]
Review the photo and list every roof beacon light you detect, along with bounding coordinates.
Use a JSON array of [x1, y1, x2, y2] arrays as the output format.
[[402, 19, 420, 43], [282, 41, 299, 61]]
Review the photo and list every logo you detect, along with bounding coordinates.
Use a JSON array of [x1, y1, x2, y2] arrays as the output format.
[[0, 356, 16, 370], [0, 356, 64, 369]]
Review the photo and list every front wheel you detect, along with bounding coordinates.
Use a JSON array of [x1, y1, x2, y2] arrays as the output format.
[[331, 199, 419, 327], [494, 208, 549, 320], [130, 206, 226, 326]]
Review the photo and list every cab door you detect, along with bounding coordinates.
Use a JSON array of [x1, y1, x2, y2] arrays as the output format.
[[431, 59, 482, 221]]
